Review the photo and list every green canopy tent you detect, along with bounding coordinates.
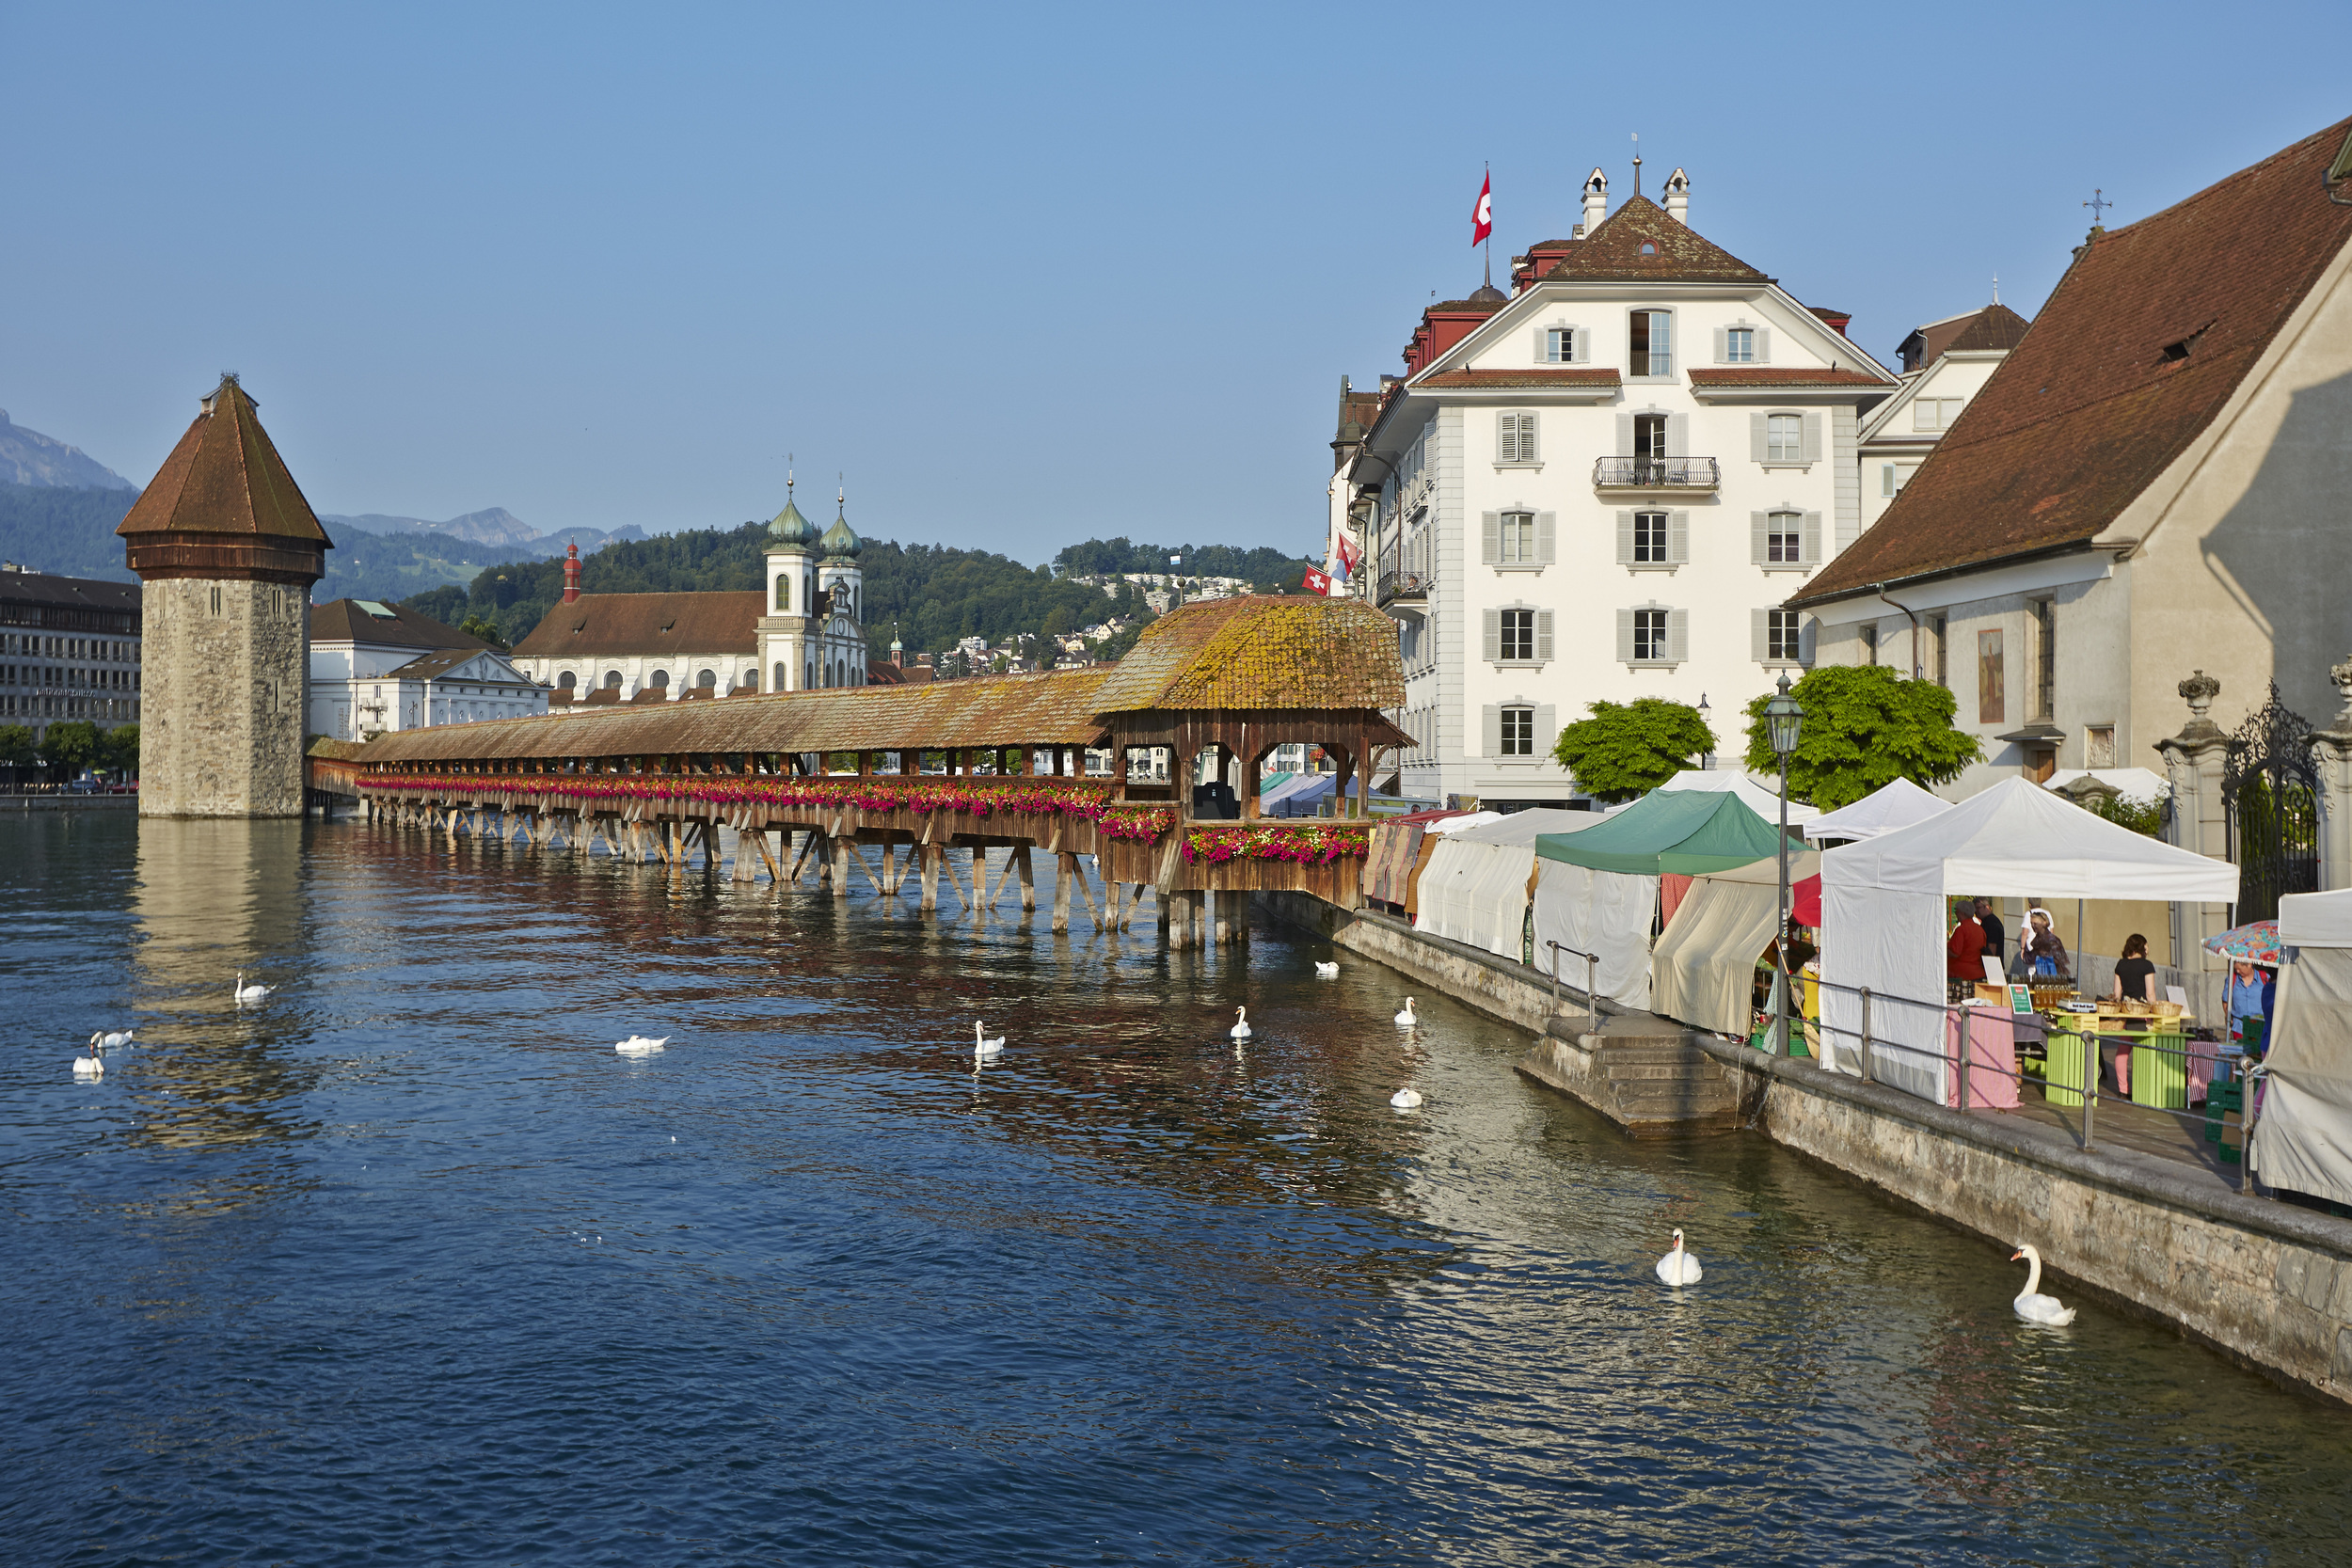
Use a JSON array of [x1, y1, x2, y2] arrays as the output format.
[[1532, 789, 1793, 1010]]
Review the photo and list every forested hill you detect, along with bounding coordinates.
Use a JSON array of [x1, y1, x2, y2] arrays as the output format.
[[401, 522, 1319, 660]]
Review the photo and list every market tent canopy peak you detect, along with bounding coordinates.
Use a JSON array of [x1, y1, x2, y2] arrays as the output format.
[[1536, 788, 1789, 878], [1802, 776, 1950, 845], [1654, 768, 1820, 824]]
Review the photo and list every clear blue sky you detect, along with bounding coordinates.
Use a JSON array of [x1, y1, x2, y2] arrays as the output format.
[[3, 2, 2343, 566]]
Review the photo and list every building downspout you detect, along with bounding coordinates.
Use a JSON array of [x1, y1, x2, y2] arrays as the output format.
[[1875, 584, 1923, 679]]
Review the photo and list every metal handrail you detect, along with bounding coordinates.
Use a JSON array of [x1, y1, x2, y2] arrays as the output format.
[[1544, 940, 1602, 1019], [1591, 455, 1721, 487], [1376, 569, 1430, 606]]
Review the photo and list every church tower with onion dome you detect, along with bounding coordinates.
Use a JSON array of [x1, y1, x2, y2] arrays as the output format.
[[754, 473, 867, 690], [117, 374, 332, 817]]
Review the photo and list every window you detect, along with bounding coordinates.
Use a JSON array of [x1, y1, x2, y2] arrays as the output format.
[[1881, 462, 1917, 498], [1978, 630, 2005, 724], [1633, 413, 1668, 460], [557, 671, 576, 689], [1501, 706, 1534, 756], [1629, 309, 1672, 376], [2032, 599, 2056, 720], [1633, 608, 1669, 661], [1483, 607, 1553, 664], [210, 586, 222, 617], [1545, 327, 1576, 363], [1482, 510, 1554, 566], [1500, 610, 1534, 661], [1767, 414, 1804, 463], [1757, 609, 1804, 664], [1927, 615, 1947, 686], [1634, 511, 1670, 563], [1749, 510, 1820, 567], [604, 671, 624, 689], [1497, 411, 1538, 464], [1725, 327, 1755, 364], [649, 669, 670, 689], [1859, 625, 1879, 665], [1766, 511, 1803, 563], [1499, 511, 1535, 562], [2086, 725, 2116, 768], [775, 577, 790, 610], [1913, 397, 1964, 432], [742, 670, 758, 691], [696, 669, 717, 688]]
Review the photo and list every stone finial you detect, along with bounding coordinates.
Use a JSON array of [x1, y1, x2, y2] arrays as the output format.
[[2179, 669, 2220, 721], [2330, 654, 2352, 727]]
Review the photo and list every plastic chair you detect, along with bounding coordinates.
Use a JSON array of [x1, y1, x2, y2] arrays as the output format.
[[2205, 1077, 2245, 1162]]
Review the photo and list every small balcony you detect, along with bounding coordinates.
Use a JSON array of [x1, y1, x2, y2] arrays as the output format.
[[1376, 569, 1430, 610], [1593, 456, 1721, 490]]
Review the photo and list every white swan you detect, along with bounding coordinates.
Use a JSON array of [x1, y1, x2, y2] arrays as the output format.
[[233, 972, 274, 1004], [1231, 1006, 1252, 1041], [1656, 1228, 1703, 1286], [1394, 997, 1417, 1028], [1390, 1086, 1422, 1109], [100, 1028, 135, 1050], [2010, 1244, 2077, 1325], [613, 1035, 668, 1055], [1314, 961, 1339, 978], [73, 1033, 105, 1078], [974, 1022, 1005, 1056]]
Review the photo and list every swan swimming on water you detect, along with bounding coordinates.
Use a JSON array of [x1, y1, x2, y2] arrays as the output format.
[[1656, 1228, 1703, 1286], [72, 1034, 105, 1078], [974, 1022, 1005, 1056], [2010, 1244, 2077, 1325], [613, 1035, 668, 1055], [1313, 961, 1339, 978], [100, 1028, 135, 1050], [233, 973, 274, 1005], [1394, 998, 1417, 1028], [1390, 1086, 1422, 1109], [1231, 1006, 1252, 1041]]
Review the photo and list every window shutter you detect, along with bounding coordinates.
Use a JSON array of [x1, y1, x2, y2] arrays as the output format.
[[1518, 412, 1536, 462], [1669, 510, 1690, 563], [1616, 413, 1634, 454], [1571, 327, 1587, 364], [1535, 704, 1558, 756], [1803, 512, 1824, 564], [1753, 609, 1770, 663], [1616, 609, 1635, 663], [1534, 327, 1551, 363], [1713, 325, 1728, 363], [1666, 413, 1688, 456], [1803, 413, 1823, 464], [1482, 511, 1501, 563], [1494, 413, 1514, 463], [1482, 705, 1501, 759], [1751, 512, 1769, 565], [1483, 609, 1501, 662], [1800, 615, 1818, 667], [1756, 326, 1772, 364], [1535, 610, 1554, 660], [1750, 412, 1767, 463], [1667, 608, 1690, 663], [1530, 511, 1555, 564], [1615, 510, 1635, 564]]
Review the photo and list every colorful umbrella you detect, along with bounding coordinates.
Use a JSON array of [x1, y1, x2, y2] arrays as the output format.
[[2203, 919, 2283, 965]]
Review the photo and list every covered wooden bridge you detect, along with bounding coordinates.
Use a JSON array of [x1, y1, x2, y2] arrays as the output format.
[[310, 595, 1408, 945]]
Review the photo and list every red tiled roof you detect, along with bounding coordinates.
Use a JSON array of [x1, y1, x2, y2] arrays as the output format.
[[508, 591, 767, 657], [311, 597, 491, 652], [1797, 116, 2352, 606], [1533, 196, 1771, 285], [117, 376, 330, 545], [1416, 369, 1624, 389], [1687, 368, 1890, 388]]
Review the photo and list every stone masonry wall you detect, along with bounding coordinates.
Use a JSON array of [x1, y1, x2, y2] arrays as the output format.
[[140, 578, 310, 817]]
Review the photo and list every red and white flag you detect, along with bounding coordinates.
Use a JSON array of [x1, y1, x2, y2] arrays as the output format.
[[1471, 169, 1492, 246], [1302, 567, 1333, 596], [1335, 531, 1362, 576]]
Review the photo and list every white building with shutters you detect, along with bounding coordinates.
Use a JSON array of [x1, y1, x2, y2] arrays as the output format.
[[1339, 164, 1899, 807]]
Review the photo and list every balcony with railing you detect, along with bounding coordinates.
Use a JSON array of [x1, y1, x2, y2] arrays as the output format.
[[1376, 569, 1430, 610], [1592, 456, 1721, 490]]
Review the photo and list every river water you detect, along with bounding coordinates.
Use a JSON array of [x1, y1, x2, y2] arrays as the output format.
[[5, 813, 2348, 1565]]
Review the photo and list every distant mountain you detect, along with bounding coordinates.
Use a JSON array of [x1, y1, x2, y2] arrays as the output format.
[[0, 483, 139, 579], [0, 410, 137, 491], [324, 507, 648, 558]]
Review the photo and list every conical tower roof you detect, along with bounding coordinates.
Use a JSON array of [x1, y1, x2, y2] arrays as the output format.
[[117, 374, 332, 583]]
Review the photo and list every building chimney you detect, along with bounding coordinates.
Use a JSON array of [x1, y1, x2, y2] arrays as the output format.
[[562, 540, 581, 604], [1581, 167, 1608, 234], [1663, 166, 1690, 225]]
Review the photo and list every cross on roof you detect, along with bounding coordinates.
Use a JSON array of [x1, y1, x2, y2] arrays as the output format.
[[2084, 188, 2113, 224]]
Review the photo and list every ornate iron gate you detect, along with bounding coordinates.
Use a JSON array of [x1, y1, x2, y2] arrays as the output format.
[[2223, 684, 2320, 924]]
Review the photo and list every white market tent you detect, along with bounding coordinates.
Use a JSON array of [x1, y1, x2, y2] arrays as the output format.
[[1802, 776, 1951, 845], [1415, 809, 1599, 961], [1819, 777, 2239, 1102], [1652, 850, 1822, 1037], [1656, 768, 1821, 825], [2254, 889, 2352, 1208]]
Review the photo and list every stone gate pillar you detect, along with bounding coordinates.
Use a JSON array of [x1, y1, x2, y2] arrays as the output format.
[[2308, 655, 2352, 895], [2154, 670, 2233, 973]]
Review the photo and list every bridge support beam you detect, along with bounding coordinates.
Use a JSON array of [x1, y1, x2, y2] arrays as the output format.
[[920, 844, 940, 912], [1014, 846, 1034, 911]]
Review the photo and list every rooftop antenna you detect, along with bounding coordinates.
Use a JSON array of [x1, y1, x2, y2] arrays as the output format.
[[1631, 132, 1642, 199], [2083, 188, 2112, 227], [1992, 274, 2000, 306]]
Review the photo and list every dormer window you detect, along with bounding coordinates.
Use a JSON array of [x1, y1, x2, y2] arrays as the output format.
[[1639, 242, 1657, 256]]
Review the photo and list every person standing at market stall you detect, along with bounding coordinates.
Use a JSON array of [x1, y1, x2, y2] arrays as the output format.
[[1947, 905, 1987, 1002], [2024, 909, 2071, 980], [1975, 898, 2007, 974]]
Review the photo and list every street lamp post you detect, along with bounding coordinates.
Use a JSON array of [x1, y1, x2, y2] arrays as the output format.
[[1764, 673, 1807, 1054]]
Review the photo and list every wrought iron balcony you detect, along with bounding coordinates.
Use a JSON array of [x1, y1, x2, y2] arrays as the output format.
[[1592, 456, 1721, 489], [1377, 569, 1430, 608]]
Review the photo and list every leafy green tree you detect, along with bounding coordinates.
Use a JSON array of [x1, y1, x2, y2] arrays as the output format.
[[1550, 698, 1717, 802], [456, 612, 509, 649], [40, 720, 105, 773], [0, 723, 35, 768], [103, 723, 140, 775], [1741, 665, 1980, 811]]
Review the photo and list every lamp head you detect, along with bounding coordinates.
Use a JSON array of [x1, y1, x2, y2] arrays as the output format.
[[1764, 673, 1805, 757]]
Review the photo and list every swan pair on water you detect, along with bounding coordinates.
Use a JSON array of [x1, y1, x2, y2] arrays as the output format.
[[1649, 1229, 2078, 1324]]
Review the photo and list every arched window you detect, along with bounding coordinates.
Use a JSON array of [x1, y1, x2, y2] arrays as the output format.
[[696, 669, 716, 689], [557, 671, 576, 689], [603, 671, 623, 689], [741, 670, 758, 691], [773, 662, 787, 691], [774, 577, 789, 611], [649, 669, 669, 689]]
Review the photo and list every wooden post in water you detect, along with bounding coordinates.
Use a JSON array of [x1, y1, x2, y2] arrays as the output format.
[[920, 843, 940, 912], [1052, 850, 1076, 933], [832, 833, 851, 898], [1014, 845, 1035, 911]]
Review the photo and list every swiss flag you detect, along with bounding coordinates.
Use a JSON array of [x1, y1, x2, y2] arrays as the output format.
[[1335, 531, 1362, 575], [1471, 169, 1492, 246], [1303, 567, 1334, 596]]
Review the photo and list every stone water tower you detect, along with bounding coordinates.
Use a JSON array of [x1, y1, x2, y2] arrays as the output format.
[[117, 374, 332, 816]]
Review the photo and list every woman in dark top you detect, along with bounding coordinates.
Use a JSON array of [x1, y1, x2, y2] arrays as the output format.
[[2110, 933, 2157, 1003]]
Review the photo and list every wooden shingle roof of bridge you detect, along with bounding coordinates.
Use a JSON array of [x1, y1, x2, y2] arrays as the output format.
[[1089, 594, 1405, 714]]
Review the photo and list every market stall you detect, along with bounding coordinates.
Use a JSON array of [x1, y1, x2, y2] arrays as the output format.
[[1801, 776, 1950, 845], [2252, 889, 2352, 1208], [1415, 809, 1602, 961], [1534, 790, 1790, 1012], [1650, 850, 1821, 1038], [1818, 777, 2239, 1104], [1654, 768, 1821, 825]]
